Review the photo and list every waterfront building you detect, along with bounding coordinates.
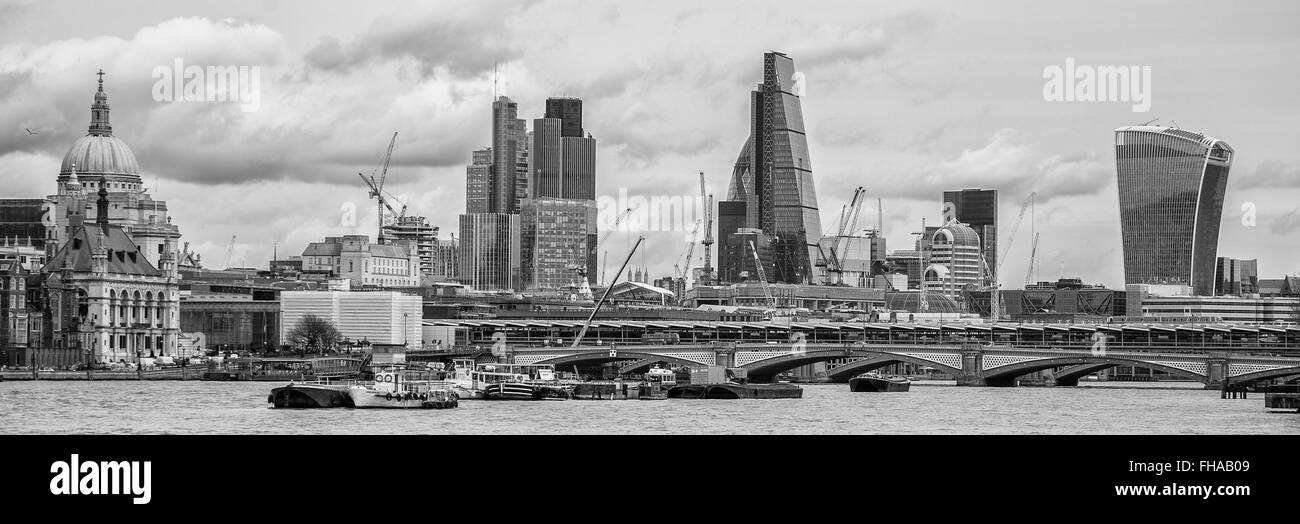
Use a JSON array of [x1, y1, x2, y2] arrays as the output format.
[[383, 215, 438, 278], [1215, 257, 1259, 296], [922, 223, 983, 298], [943, 188, 997, 284], [38, 181, 182, 364], [520, 197, 597, 291], [280, 290, 422, 350], [48, 73, 182, 269], [299, 235, 419, 288], [179, 284, 279, 353], [718, 52, 822, 284], [1137, 294, 1299, 324], [1115, 125, 1233, 296]]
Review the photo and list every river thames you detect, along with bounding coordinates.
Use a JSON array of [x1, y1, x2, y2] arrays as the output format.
[[3, 380, 1297, 435]]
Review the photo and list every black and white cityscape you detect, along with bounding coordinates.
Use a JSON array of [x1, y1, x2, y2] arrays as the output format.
[[1, 0, 1299, 437]]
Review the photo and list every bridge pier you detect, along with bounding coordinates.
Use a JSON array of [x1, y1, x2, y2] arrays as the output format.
[[954, 346, 1017, 387], [1204, 356, 1228, 390]]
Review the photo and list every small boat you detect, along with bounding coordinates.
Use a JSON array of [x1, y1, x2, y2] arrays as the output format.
[[848, 373, 911, 392], [640, 366, 675, 400], [347, 369, 458, 409]]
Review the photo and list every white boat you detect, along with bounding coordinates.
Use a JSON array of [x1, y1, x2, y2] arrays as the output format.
[[645, 366, 676, 387], [347, 369, 458, 409]]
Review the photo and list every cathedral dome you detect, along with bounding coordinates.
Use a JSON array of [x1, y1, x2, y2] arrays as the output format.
[[60, 134, 140, 177], [58, 70, 141, 186]]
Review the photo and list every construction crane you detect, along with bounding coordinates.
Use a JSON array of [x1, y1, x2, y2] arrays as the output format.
[[820, 186, 867, 285], [223, 235, 237, 270], [986, 191, 1037, 321], [749, 240, 777, 309], [1025, 231, 1041, 288], [674, 218, 703, 282], [572, 235, 645, 347], [357, 132, 400, 243], [698, 172, 715, 284]]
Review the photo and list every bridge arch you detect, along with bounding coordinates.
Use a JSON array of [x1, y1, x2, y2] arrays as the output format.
[[742, 349, 963, 383], [982, 357, 1207, 386]]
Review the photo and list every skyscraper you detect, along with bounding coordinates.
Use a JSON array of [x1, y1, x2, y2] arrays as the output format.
[[1114, 126, 1233, 296], [465, 147, 492, 214], [491, 96, 526, 214], [719, 51, 821, 284], [525, 97, 598, 288], [943, 188, 998, 284]]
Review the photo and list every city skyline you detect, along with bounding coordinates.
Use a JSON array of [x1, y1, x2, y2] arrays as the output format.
[[2, 0, 1299, 290]]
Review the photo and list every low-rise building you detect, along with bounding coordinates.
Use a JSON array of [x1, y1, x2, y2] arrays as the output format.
[[280, 290, 422, 350]]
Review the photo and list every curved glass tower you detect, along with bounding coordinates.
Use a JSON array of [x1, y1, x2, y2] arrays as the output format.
[[721, 51, 822, 284], [1114, 125, 1233, 296]]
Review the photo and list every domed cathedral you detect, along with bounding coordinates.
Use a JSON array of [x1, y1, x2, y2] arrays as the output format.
[[34, 71, 184, 366], [48, 70, 184, 270]]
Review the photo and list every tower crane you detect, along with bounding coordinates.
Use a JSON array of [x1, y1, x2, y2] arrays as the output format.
[[749, 239, 777, 309], [357, 132, 399, 243], [986, 191, 1037, 321], [1025, 232, 1041, 288], [820, 186, 867, 285], [223, 235, 237, 270], [698, 172, 715, 284]]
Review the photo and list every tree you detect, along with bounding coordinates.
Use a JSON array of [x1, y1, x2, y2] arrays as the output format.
[[287, 314, 341, 357]]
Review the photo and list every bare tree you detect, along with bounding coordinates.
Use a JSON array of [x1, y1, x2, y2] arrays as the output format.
[[287, 314, 341, 357]]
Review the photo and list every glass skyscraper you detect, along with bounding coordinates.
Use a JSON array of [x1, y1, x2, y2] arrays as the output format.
[[720, 51, 822, 284], [1114, 125, 1233, 296]]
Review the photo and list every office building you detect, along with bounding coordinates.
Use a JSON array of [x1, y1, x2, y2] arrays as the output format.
[[922, 223, 983, 298], [280, 290, 422, 350], [1215, 257, 1258, 296], [719, 51, 822, 284], [520, 197, 597, 290], [1115, 125, 1233, 296]]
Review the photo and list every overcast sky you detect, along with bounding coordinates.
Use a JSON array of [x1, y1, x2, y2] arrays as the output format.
[[2, 0, 1297, 287]]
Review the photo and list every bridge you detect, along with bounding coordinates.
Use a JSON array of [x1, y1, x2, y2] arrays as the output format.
[[502, 342, 1300, 388]]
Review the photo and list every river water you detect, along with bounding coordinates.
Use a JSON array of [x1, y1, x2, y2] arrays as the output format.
[[2, 381, 1296, 435]]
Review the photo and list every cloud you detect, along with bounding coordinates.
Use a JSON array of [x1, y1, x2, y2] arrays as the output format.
[[885, 128, 1112, 202], [1236, 159, 1300, 190], [314, 1, 536, 78], [1270, 208, 1300, 236], [792, 10, 938, 69]]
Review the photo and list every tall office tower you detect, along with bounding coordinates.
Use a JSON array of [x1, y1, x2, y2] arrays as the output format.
[[527, 97, 598, 287], [943, 188, 998, 285], [491, 96, 526, 214], [719, 52, 821, 284], [513, 132, 531, 212], [1115, 126, 1233, 296], [466, 147, 492, 214], [546, 97, 584, 138]]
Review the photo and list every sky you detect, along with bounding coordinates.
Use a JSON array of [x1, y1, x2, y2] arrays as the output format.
[[1, 0, 1298, 288]]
